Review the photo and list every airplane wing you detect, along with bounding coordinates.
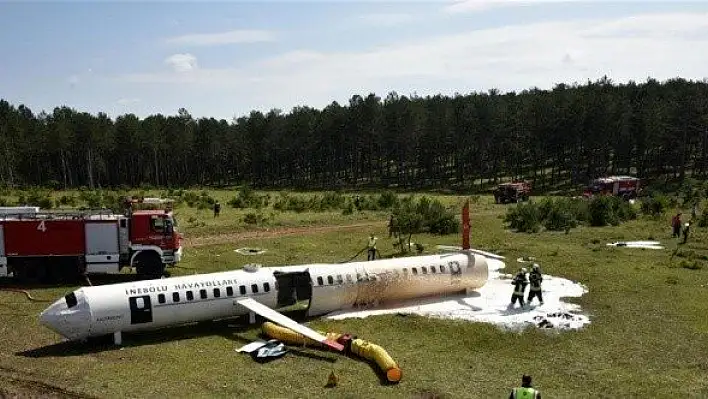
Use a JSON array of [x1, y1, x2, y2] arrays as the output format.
[[436, 245, 506, 260], [235, 297, 344, 351]]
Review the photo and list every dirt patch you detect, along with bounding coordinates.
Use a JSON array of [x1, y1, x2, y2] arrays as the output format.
[[184, 221, 386, 248], [0, 372, 94, 399]]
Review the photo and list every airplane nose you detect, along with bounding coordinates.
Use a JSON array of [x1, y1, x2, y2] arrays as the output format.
[[39, 291, 91, 341]]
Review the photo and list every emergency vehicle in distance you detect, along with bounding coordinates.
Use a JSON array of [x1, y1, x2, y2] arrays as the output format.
[[582, 175, 643, 200], [0, 197, 183, 283]]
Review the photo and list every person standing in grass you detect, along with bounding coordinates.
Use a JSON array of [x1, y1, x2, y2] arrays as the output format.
[[682, 222, 691, 244], [671, 212, 682, 238], [509, 375, 541, 399], [367, 233, 378, 260]]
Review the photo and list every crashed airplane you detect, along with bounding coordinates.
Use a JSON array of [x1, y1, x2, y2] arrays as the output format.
[[39, 201, 498, 350]]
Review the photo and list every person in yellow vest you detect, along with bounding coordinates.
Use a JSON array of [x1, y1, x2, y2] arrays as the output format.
[[367, 234, 378, 260], [509, 375, 541, 398]]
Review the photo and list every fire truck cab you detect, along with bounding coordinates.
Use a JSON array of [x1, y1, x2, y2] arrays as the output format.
[[0, 201, 182, 283], [583, 175, 642, 200]]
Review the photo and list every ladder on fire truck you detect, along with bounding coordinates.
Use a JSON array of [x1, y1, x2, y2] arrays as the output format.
[[0, 209, 117, 221]]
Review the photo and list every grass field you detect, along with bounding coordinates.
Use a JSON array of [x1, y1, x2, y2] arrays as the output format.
[[1, 192, 707, 398]]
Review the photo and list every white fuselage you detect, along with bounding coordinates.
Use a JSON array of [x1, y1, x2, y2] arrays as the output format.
[[39, 251, 492, 342]]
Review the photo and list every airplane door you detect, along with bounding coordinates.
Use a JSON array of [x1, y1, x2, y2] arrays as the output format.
[[449, 260, 462, 283], [128, 295, 153, 324]]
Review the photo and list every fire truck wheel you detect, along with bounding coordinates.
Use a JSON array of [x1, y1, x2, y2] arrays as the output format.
[[135, 252, 164, 280]]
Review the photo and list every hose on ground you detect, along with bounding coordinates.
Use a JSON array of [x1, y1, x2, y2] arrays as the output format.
[[338, 246, 368, 263], [261, 321, 402, 383], [0, 288, 52, 302]]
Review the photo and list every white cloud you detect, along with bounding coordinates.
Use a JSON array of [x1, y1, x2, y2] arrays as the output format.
[[165, 29, 276, 46], [67, 75, 80, 86], [443, 0, 586, 13], [165, 53, 198, 73], [357, 12, 419, 26], [121, 12, 708, 116], [117, 98, 141, 105]]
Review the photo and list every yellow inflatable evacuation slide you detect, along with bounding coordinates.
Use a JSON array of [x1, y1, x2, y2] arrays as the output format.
[[261, 321, 402, 383]]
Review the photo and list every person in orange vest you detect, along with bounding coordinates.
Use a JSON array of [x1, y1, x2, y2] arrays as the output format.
[[509, 375, 541, 398]]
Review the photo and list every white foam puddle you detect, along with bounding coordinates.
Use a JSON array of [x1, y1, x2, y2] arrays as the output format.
[[326, 259, 591, 331]]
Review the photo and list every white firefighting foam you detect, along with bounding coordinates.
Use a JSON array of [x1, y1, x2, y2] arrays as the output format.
[[326, 258, 591, 331]]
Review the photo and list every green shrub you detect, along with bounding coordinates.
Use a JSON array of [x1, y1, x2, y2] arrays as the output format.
[[415, 197, 459, 235], [342, 200, 354, 215], [504, 201, 541, 233], [585, 196, 636, 226], [390, 195, 457, 250], [243, 211, 270, 225], [640, 194, 670, 217], [588, 196, 616, 226], [228, 186, 268, 209], [505, 195, 636, 232], [543, 201, 578, 232], [273, 193, 308, 213], [377, 190, 399, 209], [680, 260, 703, 270], [58, 195, 78, 207], [696, 211, 708, 228]]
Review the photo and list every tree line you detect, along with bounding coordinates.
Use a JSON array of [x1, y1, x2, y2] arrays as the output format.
[[1, 76, 707, 193]]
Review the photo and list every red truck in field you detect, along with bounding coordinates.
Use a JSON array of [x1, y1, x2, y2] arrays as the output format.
[[0, 199, 183, 283], [493, 181, 532, 204], [583, 175, 643, 200]]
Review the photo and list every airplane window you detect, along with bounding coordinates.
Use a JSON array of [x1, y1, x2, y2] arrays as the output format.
[[431, 266, 436, 274], [226, 286, 234, 296], [412, 268, 418, 275], [200, 289, 207, 299], [327, 276, 334, 284], [64, 292, 78, 308], [346, 274, 353, 283], [356, 273, 362, 281], [403, 268, 408, 274], [251, 284, 259, 293], [172, 292, 180, 302], [317, 276, 324, 286], [240, 285, 246, 295], [422, 267, 427, 274], [440, 265, 445, 273], [213, 288, 221, 298], [264, 283, 270, 292], [158, 294, 166, 304], [336, 274, 343, 284], [136, 298, 144, 308], [186, 291, 194, 301]]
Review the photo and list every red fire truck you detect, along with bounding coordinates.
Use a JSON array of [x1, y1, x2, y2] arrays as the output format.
[[583, 175, 643, 200], [0, 200, 182, 283]]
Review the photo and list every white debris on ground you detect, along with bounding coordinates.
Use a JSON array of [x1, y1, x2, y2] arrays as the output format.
[[234, 248, 267, 255], [606, 241, 664, 249], [326, 258, 591, 331]]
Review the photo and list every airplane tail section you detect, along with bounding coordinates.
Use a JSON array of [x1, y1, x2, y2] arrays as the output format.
[[462, 199, 470, 250]]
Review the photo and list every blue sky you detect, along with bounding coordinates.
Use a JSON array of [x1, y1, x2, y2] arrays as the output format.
[[1, 1, 708, 120]]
